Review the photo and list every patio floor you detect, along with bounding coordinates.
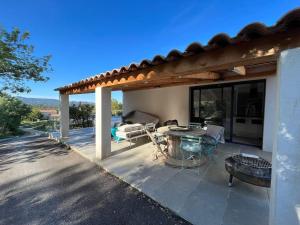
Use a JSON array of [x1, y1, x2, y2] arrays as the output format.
[[50, 128, 271, 225]]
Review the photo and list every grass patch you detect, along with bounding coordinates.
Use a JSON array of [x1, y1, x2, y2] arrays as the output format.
[[0, 129, 26, 139], [21, 120, 57, 132]]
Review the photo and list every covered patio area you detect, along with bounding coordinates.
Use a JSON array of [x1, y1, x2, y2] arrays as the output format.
[[54, 9, 300, 225], [50, 127, 271, 225]]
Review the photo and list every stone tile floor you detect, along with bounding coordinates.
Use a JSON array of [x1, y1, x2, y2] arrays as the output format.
[[50, 128, 271, 225]]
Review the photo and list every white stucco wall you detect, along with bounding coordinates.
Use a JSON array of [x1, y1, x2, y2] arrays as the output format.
[[263, 76, 277, 152], [123, 76, 277, 152], [269, 47, 300, 225], [123, 85, 190, 126]]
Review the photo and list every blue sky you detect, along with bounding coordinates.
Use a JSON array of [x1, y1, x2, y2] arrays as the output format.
[[1, 0, 299, 102]]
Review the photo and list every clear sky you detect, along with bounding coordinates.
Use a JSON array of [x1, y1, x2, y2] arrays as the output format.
[[1, 0, 299, 102]]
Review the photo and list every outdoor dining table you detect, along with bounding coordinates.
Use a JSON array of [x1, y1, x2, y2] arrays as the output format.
[[163, 127, 206, 160]]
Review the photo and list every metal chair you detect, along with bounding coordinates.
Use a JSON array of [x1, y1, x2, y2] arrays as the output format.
[[145, 125, 168, 160], [179, 136, 203, 170], [200, 135, 219, 159]]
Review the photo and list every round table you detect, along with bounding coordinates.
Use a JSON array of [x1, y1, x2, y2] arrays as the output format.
[[164, 129, 206, 158], [162, 128, 207, 168]]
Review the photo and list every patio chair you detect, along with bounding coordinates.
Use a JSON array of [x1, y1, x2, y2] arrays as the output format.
[[179, 136, 204, 173], [112, 111, 159, 145], [180, 136, 203, 160], [199, 135, 219, 157], [205, 124, 225, 144], [145, 126, 168, 160], [188, 122, 202, 130], [201, 124, 225, 159]]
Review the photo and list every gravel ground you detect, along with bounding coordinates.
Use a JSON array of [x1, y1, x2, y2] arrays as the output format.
[[0, 135, 190, 225]]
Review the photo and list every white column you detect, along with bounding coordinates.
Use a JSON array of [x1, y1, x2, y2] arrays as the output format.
[[270, 47, 300, 225], [59, 93, 69, 139], [95, 86, 111, 159]]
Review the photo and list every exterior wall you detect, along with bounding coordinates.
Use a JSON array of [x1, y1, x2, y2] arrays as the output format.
[[263, 76, 277, 152], [269, 47, 300, 225], [123, 76, 277, 152], [123, 86, 190, 126]]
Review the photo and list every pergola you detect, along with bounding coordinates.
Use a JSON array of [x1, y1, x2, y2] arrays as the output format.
[[56, 9, 300, 225]]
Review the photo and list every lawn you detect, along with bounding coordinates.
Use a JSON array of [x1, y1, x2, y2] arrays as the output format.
[[21, 120, 58, 132]]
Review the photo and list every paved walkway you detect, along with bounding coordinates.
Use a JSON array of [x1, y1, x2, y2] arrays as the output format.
[[50, 128, 271, 225], [0, 135, 189, 225]]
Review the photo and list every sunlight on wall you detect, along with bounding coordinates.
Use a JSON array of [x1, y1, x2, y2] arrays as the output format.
[[276, 154, 300, 180], [279, 122, 294, 141]]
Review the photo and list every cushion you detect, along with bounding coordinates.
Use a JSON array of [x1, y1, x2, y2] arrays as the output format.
[[206, 125, 225, 143], [123, 110, 159, 125], [116, 130, 146, 139], [118, 123, 143, 132]]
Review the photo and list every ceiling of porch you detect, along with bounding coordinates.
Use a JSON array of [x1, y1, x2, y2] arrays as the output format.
[[56, 8, 300, 95]]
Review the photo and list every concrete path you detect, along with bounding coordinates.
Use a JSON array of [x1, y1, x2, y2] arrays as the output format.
[[0, 136, 189, 225]]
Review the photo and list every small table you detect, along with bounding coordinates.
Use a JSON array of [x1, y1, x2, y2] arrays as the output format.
[[225, 154, 272, 187]]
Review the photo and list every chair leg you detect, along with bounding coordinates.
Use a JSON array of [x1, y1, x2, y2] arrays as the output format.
[[152, 152, 158, 161], [181, 150, 185, 171], [152, 147, 158, 160], [228, 174, 233, 187], [198, 152, 202, 176]]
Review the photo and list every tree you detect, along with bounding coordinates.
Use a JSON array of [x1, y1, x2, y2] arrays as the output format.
[[0, 94, 31, 135], [0, 27, 51, 94], [69, 103, 95, 128], [26, 107, 44, 121], [80, 104, 94, 127], [111, 98, 122, 116]]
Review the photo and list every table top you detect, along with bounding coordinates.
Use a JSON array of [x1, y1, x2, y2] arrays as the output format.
[[164, 128, 206, 138]]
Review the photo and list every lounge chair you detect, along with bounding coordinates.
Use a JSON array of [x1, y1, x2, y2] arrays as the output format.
[[122, 110, 159, 126], [113, 111, 159, 145]]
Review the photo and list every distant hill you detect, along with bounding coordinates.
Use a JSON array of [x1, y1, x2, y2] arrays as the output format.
[[17, 96, 94, 108]]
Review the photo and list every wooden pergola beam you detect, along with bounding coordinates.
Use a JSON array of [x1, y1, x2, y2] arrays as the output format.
[[232, 66, 246, 76]]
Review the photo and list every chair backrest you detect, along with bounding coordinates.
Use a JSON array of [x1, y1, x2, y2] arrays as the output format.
[[145, 129, 157, 145], [145, 129, 167, 157], [180, 136, 202, 153], [189, 122, 202, 130], [145, 123, 156, 131], [122, 110, 159, 126], [180, 136, 201, 143], [163, 120, 178, 126], [206, 125, 225, 143]]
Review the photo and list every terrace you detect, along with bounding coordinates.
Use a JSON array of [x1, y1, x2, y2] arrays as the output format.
[[50, 127, 271, 225], [54, 9, 300, 225]]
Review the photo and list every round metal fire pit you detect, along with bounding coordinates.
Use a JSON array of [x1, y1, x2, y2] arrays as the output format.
[[225, 154, 272, 187]]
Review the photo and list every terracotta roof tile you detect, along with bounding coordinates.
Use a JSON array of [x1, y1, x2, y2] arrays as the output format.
[[56, 8, 300, 91]]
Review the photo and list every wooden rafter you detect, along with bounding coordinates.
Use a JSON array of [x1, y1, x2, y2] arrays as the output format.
[[232, 66, 246, 76]]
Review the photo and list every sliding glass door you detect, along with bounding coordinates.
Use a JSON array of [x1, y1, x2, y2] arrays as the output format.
[[190, 80, 265, 147], [223, 87, 233, 141], [232, 82, 265, 146]]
